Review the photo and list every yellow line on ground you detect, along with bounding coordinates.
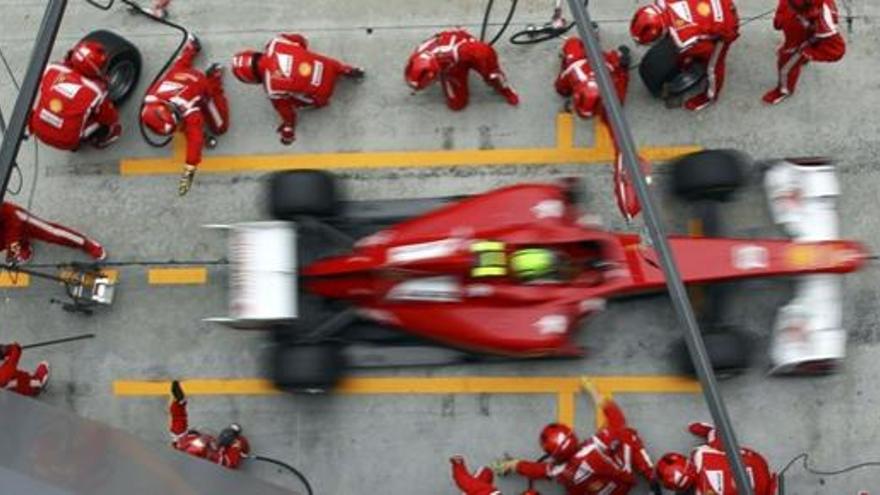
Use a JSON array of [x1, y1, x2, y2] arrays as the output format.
[[557, 391, 575, 426], [147, 267, 208, 285], [0, 271, 29, 288], [114, 375, 700, 397], [120, 116, 700, 175]]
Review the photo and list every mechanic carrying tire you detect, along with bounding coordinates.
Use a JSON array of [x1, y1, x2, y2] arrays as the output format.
[[28, 30, 141, 151], [630, 1, 739, 111]]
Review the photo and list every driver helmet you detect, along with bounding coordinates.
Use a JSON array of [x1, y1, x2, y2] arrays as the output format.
[[511, 248, 560, 281]]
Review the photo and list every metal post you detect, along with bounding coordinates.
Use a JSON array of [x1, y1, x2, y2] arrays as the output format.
[[564, 1, 754, 493], [0, 0, 68, 203]]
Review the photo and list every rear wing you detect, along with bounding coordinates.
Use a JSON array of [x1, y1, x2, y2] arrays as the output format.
[[204, 222, 298, 328], [764, 159, 846, 373]]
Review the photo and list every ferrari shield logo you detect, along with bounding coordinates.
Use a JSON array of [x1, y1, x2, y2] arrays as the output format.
[[298, 62, 313, 77], [49, 98, 63, 113], [697, 2, 712, 17]]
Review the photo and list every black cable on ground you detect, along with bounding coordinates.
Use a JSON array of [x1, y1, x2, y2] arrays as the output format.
[[252, 455, 314, 495], [480, 0, 518, 46], [779, 452, 880, 478]]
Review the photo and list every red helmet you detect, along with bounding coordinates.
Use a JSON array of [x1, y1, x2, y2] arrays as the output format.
[[231, 50, 263, 84], [67, 40, 108, 79], [572, 83, 601, 119], [540, 423, 579, 461], [141, 100, 179, 136], [405, 53, 440, 90], [657, 452, 696, 490], [630, 4, 667, 45]]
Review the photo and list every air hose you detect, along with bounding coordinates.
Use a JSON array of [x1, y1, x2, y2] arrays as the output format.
[[778, 452, 880, 494], [252, 455, 315, 495]]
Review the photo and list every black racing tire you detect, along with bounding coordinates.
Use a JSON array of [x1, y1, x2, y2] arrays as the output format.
[[639, 36, 680, 98], [271, 343, 346, 393], [674, 328, 754, 378], [670, 149, 750, 202], [268, 170, 340, 220], [81, 30, 142, 104]]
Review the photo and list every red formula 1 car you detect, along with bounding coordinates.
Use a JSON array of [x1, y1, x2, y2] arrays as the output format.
[[211, 151, 867, 391]]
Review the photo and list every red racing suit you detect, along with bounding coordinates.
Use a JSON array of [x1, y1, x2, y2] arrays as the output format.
[[0, 344, 47, 397], [770, 0, 845, 96], [410, 30, 518, 111], [555, 38, 629, 121], [554, 37, 649, 221], [168, 398, 250, 468], [29, 62, 120, 151], [515, 400, 654, 495], [0, 202, 102, 263], [143, 41, 229, 167], [658, 0, 740, 110], [451, 458, 502, 495], [685, 422, 778, 495], [257, 33, 359, 139]]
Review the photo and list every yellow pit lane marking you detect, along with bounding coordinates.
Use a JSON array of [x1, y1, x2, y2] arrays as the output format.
[[0, 271, 29, 288], [120, 115, 700, 175], [147, 267, 208, 285], [114, 375, 700, 427]]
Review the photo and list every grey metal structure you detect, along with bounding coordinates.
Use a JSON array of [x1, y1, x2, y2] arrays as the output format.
[[0, 391, 296, 495], [0, 0, 67, 203], [565, 0, 753, 492]]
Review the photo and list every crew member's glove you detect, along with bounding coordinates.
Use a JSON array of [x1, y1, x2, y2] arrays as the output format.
[[490, 458, 520, 476], [0, 342, 19, 358], [218, 423, 242, 448], [580, 376, 602, 403], [500, 87, 520, 106], [278, 124, 296, 145], [178, 165, 196, 196], [171, 380, 186, 404], [6, 241, 22, 264], [617, 45, 632, 70], [346, 66, 366, 79]]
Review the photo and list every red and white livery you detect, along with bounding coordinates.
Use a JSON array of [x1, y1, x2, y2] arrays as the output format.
[[0, 343, 49, 397], [0, 202, 105, 264]]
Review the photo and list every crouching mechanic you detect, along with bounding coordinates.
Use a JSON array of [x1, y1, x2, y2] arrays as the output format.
[[141, 35, 230, 195], [630, 0, 740, 111], [232, 33, 364, 146], [29, 40, 121, 150], [762, 0, 846, 105], [405, 29, 519, 111], [1, 202, 105, 264], [168, 380, 250, 468], [554, 37, 651, 220], [657, 422, 778, 494], [495, 378, 660, 495], [0, 343, 49, 397]]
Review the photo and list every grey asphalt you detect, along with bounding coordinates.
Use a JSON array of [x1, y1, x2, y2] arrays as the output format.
[[1, 0, 879, 493]]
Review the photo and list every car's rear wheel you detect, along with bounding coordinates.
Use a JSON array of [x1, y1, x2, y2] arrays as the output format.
[[81, 30, 142, 104], [670, 149, 750, 202], [674, 328, 754, 378], [268, 170, 340, 220], [271, 342, 346, 393]]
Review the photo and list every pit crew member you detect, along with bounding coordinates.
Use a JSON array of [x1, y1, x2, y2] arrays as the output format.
[[656, 422, 778, 494], [1, 201, 105, 264], [141, 35, 229, 195], [630, 0, 740, 111], [555, 37, 630, 121], [405, 29, 519, 111], [168, 380, 250, 468], [29, 40, 121, 150], [762, 0, 846, 105], [496, 378, 660, 494], [232, 33, 364, 146], [0, 342, 49, 397]]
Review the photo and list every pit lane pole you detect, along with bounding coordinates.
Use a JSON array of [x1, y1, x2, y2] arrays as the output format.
[[0, 0, 68, 204], [564, 1, 754, 492]]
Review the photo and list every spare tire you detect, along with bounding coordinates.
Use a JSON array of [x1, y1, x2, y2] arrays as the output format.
[[271, 343, 346, 393], [670, 149, 750, 202], [81, 30, 142, 104], [268, 170, 339, 220], [674, 328, 755, 378]]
